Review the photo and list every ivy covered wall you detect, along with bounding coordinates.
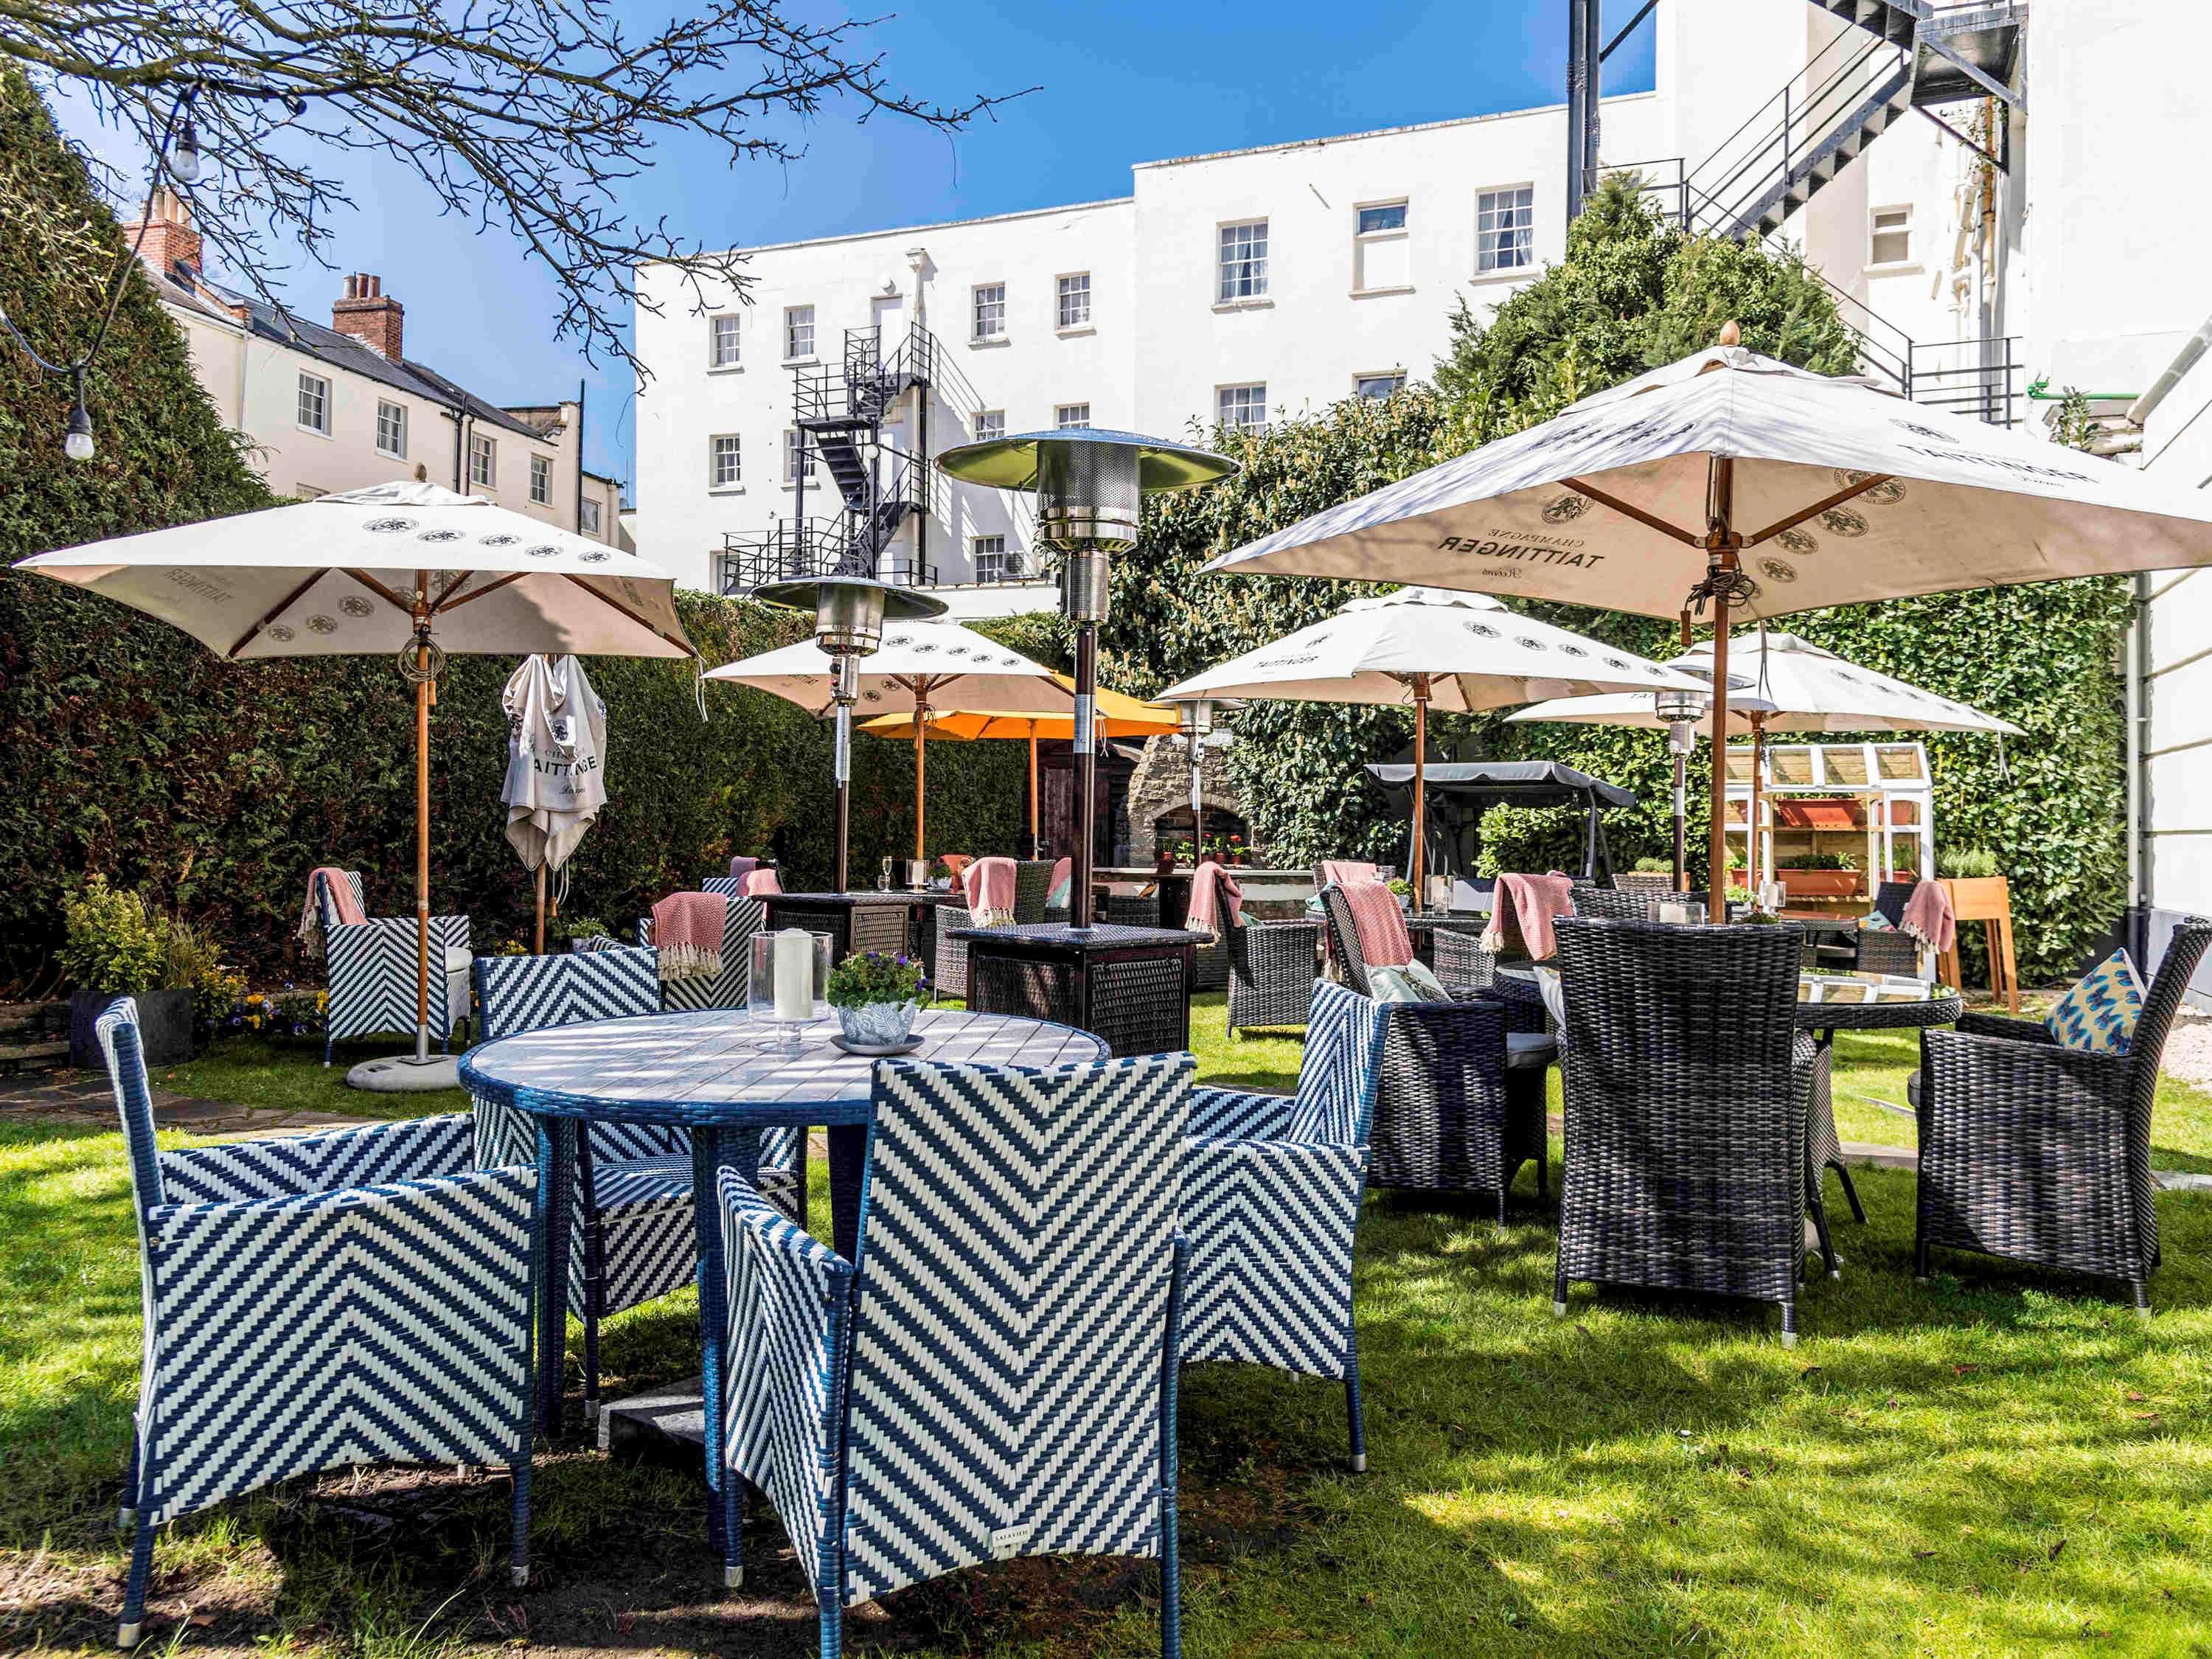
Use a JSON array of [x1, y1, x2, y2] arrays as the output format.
[[1106, 181, 2131, 984]]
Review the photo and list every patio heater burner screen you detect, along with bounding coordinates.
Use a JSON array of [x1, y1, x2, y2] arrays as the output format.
[[1037, 442, 1141, 557]]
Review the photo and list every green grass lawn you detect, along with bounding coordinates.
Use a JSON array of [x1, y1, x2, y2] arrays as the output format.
[[7, 994, 2212, 1655]]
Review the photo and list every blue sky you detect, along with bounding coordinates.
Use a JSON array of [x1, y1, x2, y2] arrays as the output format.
[[55, 1, 1655, 489]]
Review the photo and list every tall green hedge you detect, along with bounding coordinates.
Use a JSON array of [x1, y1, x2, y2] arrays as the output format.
[[0, 70, 1029, 989], [1108, 179, 2129, 985]]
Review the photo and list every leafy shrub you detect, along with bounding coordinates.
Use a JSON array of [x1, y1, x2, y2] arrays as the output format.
[[59, 877, 171, 993], [1632, 856, 1674, 874], [1781, 850, 1856, 872]]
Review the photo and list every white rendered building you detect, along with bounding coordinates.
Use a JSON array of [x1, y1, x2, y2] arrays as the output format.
[[634, 0, 2032, 605], [125, 189, 625, 543]]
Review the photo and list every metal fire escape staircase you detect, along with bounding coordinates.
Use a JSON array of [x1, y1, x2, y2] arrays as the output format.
[[717, 321, 939, 596], [1684, 3, 2023, 243], [1643, 0, 2026, 422]]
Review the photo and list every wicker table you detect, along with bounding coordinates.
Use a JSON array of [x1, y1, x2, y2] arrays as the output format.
[[957, 922, 1197, 1057], [1496, 963, 1959, 1276], [762, 890, 954, 970], [1794, 977, 1962, 1273], [458, 1006, 1103, 1545]]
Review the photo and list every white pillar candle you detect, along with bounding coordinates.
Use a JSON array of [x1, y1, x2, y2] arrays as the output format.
[[773, 928, 813, 1022], [1658, 901, 1689, 925]]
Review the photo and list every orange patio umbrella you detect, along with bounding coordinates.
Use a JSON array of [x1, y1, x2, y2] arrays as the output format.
[[858, 675, 1180, 857]]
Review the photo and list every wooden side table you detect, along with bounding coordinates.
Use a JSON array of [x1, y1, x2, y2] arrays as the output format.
[[1935, 875, 2019, 1014]]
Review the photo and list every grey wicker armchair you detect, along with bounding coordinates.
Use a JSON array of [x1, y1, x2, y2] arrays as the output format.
[[1916, 919, 2212, 1314], [932, 862, 1057, 998], [1551, 918, 1819, 1346], [1850, 880, 1925, 976], [1317, 884, 1551, 1220], [1227, 919, 1320, 1032]]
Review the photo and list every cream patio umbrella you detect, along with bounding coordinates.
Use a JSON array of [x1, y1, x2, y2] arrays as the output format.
[[1156, 585, 1713, 910], [708, 616, 1070, 868], [14, 480, 695, 1085], [1203, 331, 2212, 917], [855, 675, 1180, 858], [1511, 630, 2019, 889]]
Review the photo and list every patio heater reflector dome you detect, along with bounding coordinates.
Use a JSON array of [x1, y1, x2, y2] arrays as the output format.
[[750, 575, 948, 889]]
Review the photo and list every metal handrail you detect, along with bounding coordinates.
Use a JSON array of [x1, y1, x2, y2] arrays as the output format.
[[1685, 32, 1907, 237]]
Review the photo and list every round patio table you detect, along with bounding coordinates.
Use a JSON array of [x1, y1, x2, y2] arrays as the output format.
[[1497, 964, 1961, 1276], [458, 1006, 1105, 1563]]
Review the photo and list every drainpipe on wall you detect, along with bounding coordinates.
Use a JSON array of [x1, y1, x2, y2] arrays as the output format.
[[452, 408, 472, 495], [573, 378, 586, 539]]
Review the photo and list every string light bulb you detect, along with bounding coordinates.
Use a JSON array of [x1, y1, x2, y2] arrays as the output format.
[[170, 116, 203, 185], [64, 374, 94, 462]]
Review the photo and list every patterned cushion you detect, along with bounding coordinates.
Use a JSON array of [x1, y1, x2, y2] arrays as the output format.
[[1366, 959, 1448, 1004], [2046, 950, 2144, 1056], [1859, 911, 1896, 932]]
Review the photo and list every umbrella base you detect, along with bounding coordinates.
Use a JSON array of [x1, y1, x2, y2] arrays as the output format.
[[345, 1054, 461, 1092]]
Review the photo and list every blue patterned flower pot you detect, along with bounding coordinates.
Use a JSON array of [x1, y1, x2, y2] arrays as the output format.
[[836, 1000, 919, 1046]]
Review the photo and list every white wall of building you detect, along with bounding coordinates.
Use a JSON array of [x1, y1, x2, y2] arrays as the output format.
[[633, 5, 2030, 598]]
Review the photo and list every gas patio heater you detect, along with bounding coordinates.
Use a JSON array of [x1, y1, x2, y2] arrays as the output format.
[[747, 576, 947, 892], [1170, 697, 1243, 863], [938, 428, 1236, 927]]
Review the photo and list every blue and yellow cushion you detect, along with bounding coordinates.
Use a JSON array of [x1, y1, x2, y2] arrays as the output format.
[[2045, 950, 2144, 1056], [1860, 910, 1897, 932]]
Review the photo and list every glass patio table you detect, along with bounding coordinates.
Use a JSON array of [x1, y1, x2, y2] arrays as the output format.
[[457, 1005, 1105, 1556]]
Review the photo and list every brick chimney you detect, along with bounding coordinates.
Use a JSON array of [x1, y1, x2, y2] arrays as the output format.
[[332, 272, 404, 361], [118, 187, 201, 282]]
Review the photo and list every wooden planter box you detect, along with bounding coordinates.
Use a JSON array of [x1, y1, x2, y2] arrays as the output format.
[[1940, 875, 2011, 920], [1777, 868, 1860, 900]]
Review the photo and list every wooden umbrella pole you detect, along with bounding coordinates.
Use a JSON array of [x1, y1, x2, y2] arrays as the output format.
[[1029, 726, 1040, 858], [1749, 709, 1767, 902], [413, 625, 433, 1060], [913, 692, 928, 863], [1411, 678, 1430, 914], [1705, 457, 1737, 925], [534, 864, 546, 955]]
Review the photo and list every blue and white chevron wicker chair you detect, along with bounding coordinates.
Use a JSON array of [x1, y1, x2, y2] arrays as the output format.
[[717, 1051, 1194, 1657], [99, 1000, 534, 1649], [313, 869, 471, 1065], [1178, 979, 1388, 1471], [469, 948, 803, 1424], [635, 888, 762, 1012]]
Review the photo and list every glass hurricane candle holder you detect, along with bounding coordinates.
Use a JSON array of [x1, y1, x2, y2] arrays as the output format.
[[749, 928, 831, 1054]]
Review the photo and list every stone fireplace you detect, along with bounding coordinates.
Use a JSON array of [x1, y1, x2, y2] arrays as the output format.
[[1124, 735, 1251, 865]]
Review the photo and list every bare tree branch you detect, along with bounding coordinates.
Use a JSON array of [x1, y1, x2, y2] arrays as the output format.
[[0, 0, 1031, 370]]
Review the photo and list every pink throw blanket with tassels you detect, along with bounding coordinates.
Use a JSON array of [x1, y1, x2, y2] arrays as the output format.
[[1339, 880, 1414, 968], [652, 891, 728, 982], [1902, 879, 1956, 955], [727, 855, 757, 883], [1186, 860, 1244, 940], [963, 856, 1018, 926], [1318, 859, 1380, 890], [1484, 872, 1576, 961], [298, 866, 365, 960], [743, 869, 781, 897]]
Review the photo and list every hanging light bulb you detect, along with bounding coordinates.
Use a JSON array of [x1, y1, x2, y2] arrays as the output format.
[[170, 115, 203, 185], [64, 373, 94, 462]]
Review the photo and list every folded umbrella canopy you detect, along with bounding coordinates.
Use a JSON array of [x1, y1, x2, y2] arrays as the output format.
[[1158, 585, 1712, 908], [1204, 338, 2212, 915], [15, 481, 694, 1085], [855, 675, 1179, 857], [503, 653, 608, 950], [708, 617, 1068, 866]]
